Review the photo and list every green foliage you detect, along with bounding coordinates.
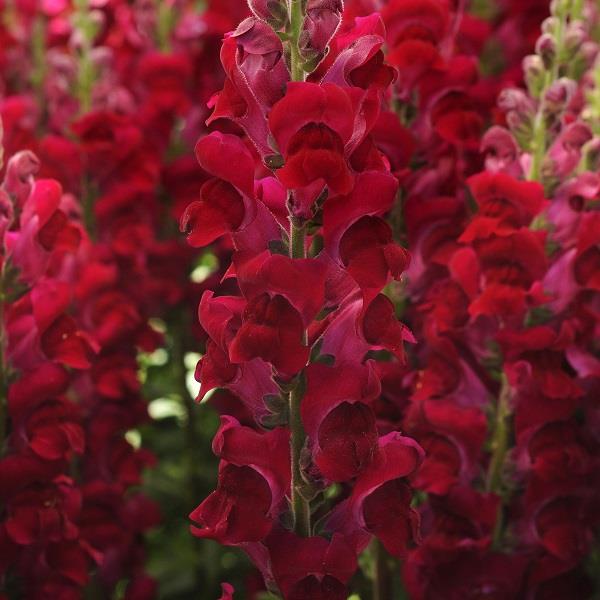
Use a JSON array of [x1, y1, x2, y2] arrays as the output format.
[[138, 308, 253, 599]]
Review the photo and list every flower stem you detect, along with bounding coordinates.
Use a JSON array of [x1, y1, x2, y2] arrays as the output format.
[[73, 0, 97, 114], [171, 311, 203, 507], [584, 59, 600, 136], [486, 374, 512, 548], [287, 221, 311, 536], [285, 0, 310, 537], [527, 1, 569, 182], [81, 175, 97, 241], [288, 376, 311, 537], [290, 219, 306, 258], [156, 0, 175, 52], [527, 72, 551, 182], [30, 16, 46, 108], [288, 0, 306, 83], [372, 539, 392, 600]]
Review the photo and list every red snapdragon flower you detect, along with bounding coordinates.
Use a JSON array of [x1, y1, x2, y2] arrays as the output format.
[[269, 83, 357, 203]]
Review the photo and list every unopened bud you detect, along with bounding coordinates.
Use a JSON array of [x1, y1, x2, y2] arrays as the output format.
[[523, 55, 545, 98], [506, 112, 533, 148], [247, 0, 288, 29], [561, 122, 593, 149], [535, 33, 556, 69], [541, 16, 558, 35], [544, 77, 577, 112], [580, 41, 599, 65], [497, 88, 535, 116], [564, 20, 586, 54], [481, 126, 521, 173], [3, 151, 40, 208], [579, 137, 600, 172], [299, 0, 343, 69], [550, 0, 570, 18]]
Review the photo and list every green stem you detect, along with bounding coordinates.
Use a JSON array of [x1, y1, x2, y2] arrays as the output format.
[[81, 175, 97, 241], [73, 0, 97, 114], [288, 0, 306, 82], [372, 539, 391, 600], [571, 0, 584, 20], [486, 376, 511, 492], [77, 52, 94, 114], [284, 0, 310, 540], [288, 378, 310, 537], [551, 14, 566, 81], [30, 16, 46, 106], [156, 0, 174, 52], [290, 220, 306, 258], [171, 312, 203, 507], [586, 62, 600, 136], [287, 221, 311, 537], [527, 73, 551, 182], [527, 3, 569, 181], [486, 375, 512, 548]]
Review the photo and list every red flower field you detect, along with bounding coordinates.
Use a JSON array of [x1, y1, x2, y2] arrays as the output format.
[[0, 0, 599, 598]]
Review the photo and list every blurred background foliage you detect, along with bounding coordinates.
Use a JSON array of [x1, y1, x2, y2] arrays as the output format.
[[133, 253, 255, 599]]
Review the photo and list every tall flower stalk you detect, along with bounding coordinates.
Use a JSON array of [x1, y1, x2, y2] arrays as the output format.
[[286, 0, 311, 539], [183, 1, 424, 596]]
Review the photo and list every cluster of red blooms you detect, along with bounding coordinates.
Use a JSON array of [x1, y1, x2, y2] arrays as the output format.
[[183, 0, 600, 598], [0, 0, 251, 597], [184, 2, 426, 597], [0, 0, 599, 598], [395, 0, 600, 595], [0, 143, 99, 598]]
